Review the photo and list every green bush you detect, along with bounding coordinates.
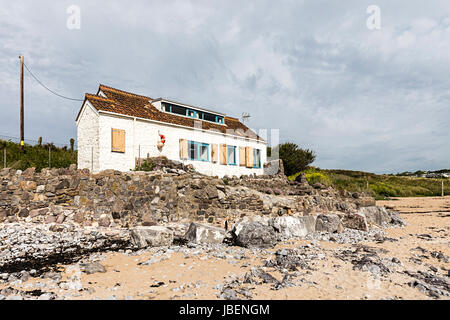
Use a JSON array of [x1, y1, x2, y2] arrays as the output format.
[[306, 172, 331, 186], [135, 159, 156, 171], [275, 142, 316, 176], [0, 139, 76, 172]]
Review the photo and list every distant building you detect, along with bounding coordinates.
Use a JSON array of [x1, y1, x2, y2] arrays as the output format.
[[75, 85, 267, 177]]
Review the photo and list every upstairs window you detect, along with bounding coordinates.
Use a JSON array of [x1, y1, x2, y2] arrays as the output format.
[[253, 149, 261, 168], [186, 109, 198, 118], [227, 145, 236, 165], [163, 103, 225, 124], [216, 116, 224, 124]]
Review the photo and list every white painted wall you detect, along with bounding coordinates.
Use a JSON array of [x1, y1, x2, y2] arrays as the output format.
[[76, 101, 99, 172], [78, 109, 267, 177]]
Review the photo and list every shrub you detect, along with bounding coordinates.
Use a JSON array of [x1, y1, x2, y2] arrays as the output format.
[[135, 159, 156, 171], [275, 142, 316, 176]]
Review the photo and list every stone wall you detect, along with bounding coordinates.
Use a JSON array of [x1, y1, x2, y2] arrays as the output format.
[[0, 165, 375, 229]]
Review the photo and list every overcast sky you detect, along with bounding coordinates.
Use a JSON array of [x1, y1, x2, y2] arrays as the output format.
[[1, 1, 449, 173]]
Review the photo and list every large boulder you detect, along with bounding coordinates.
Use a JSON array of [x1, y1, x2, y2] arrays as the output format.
[[129, 226, 174, 248], [315, 214, 343, 233], [341, 212, 368, 231], [386, 209, 406, 226], [184, 222, 225, 244], [233, 222, 278, 248], [269, 216, 316, 239], [232, 216, 271, 238], [358, 206, 391, 227]]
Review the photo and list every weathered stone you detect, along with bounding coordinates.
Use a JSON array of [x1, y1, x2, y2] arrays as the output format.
[[270, 216, 316, 239], [341, 212, 368, 231], [22, 167, 35, 177], [44, 215, 57, 224], [129, 226, 174, 248], [295, 172, 308, 184], [80, 262, 106, 274], [358, 206, 391, 227], [98, 215, 110, 227], [315, 214, 342, 233], [56, 214, 66, 224], [386, 210, 406, 226], [55, 179, 70, 190], [73, 212, 85, 224], [234, 222, 278, 248], [184, 222, 225, 244], [18, 208, 29, 218]]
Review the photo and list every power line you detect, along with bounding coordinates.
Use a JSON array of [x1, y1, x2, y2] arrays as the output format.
[[23, 62, 84, 102]]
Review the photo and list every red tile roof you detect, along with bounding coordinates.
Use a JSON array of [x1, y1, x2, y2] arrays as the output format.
[[76, 85, 264, 141]]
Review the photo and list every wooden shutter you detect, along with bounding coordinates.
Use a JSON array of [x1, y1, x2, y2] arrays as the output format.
[[239, 147, 246, 166], [111, 128, 125, 153], [245, 147, 254, 168], [211, 144, 218, 163], [220, 144, 227, 165], [179, 139, 188, 159]]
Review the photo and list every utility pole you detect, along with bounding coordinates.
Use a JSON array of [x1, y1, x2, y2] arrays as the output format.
[[19, 55, 24, 153]]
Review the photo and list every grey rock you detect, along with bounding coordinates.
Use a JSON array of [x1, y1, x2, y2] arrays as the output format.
[[129, 226, 174, 248], [315, 214, 342, 233], [234, 222, 278, 248], [270, 216, 316, 239], [358, 206, 391, 227], [80, 262, 106, 274], [184, 223, 225, 244], [341, 212, 369, 231]]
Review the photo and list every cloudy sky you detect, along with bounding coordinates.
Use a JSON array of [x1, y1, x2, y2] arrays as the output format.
[[1, 1, 449, 173]]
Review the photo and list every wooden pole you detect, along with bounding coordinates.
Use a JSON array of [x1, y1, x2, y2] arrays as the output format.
[[48, 146, 51, 168], [3, 148, 6, 168], [19, 56, 24, 153], [442, 180, 444, 197]]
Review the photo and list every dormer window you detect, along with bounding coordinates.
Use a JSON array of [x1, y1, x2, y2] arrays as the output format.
[[216, 116, 224, 124], [161, 101, 225, 124], [186, 109, 198, 118]]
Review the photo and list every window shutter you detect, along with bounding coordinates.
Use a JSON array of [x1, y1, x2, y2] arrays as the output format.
[[111, 128, 125, 153], [239, 147, 246, 166], [220, 144, 227, 165], [245, 147, 254, 168], [211, 144, 218, 163], [179, 139, 188, 159]]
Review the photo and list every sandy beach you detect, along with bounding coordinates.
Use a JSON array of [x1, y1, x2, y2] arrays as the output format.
[[1, 196, 448, 300]]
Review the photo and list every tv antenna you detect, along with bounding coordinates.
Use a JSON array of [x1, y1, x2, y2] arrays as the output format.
[[241, 112, 251, 124]]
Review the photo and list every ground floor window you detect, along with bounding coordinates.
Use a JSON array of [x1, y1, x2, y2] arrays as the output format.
[[188, 141, 209, 161], [253, 149, 261, 168], [227, 145, 236, 165]]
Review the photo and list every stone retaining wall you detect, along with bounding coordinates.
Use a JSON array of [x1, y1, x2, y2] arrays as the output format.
[[0, 166, 375, 228]]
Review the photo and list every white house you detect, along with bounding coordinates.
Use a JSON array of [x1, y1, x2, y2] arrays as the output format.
[[75, 84, 267, 177]]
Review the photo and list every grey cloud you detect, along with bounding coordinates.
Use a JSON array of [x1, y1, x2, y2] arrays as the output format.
[[0, 0, 449, 173]]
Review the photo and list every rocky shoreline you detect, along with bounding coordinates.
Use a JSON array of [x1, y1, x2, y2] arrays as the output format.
[[0, 164, 448, 300]]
